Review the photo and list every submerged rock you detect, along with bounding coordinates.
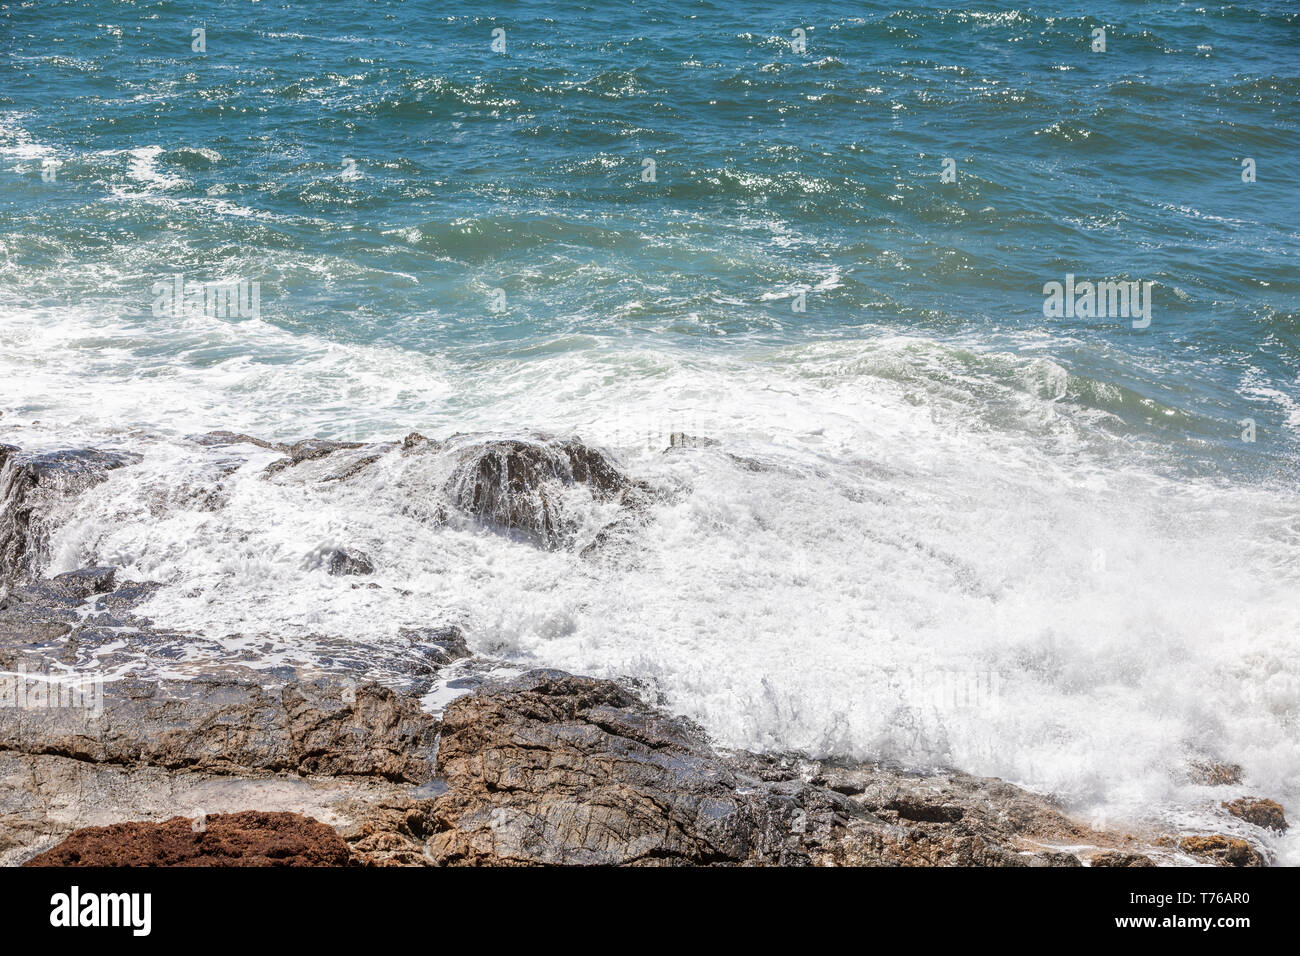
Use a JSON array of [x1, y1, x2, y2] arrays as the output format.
[[399, 625, 470, 670], [24, 811, 352, 867], [0, 445, 138, 586], [264, 438, 370, 476], [443, 435, 648, 549], [189, 431, 285, 451], [308, 547, 375, 577], [668, 432, 718, 449]]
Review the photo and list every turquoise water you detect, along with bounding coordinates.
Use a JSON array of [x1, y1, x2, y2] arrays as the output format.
[[3, 3, 1300, 858], [3, 1, 1299, 473]]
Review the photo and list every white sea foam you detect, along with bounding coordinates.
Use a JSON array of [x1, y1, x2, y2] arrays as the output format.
[[4, 302, 1299, 864]]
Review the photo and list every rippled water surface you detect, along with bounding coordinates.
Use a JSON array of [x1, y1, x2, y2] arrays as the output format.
[[2, 1, 1299, 860]]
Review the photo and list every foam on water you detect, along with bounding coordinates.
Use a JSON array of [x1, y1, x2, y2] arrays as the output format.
[[6, 301, 1298, 863], [3, 0, 1298, 863]]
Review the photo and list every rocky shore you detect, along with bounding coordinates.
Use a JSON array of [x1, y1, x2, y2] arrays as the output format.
[[0, 433, 1286, 866]]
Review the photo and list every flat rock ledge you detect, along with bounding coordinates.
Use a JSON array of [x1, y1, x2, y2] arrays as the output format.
[[10, 669, 1275, 867]]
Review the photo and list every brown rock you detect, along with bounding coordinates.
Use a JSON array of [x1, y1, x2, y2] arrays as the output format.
[[23, 811, 352, 866], [1188, 760, 1242, 786], [1090, 850, 1156, 867], [0, 674, 437, 782], [1179, 834, 1266, 867], [425, 670, 807, 865], [421, 670, 1107, 867], [1223, 797, 1287, 832]]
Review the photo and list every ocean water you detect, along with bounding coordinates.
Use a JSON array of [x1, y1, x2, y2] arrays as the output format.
[[2, 2, 1299, 859]]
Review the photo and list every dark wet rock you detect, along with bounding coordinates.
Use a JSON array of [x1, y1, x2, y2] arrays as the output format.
[[43, 566, 118, 601], [883, 796, 965, 824], [399, 625, 470, 670], [91, 579, 163, 613], [0, 674, 437, 783], [24, 811, 352, 866], [1223, 797, 1287, 832], [1179, 834, 1266, 867], [402, 432, 431, 450], [444, 435, 648, 549], [310, 547, 375, 577], [0, 446, 139, 586], [263, 438, 374, 476], [189, 431, 285, 451], [1090, 850, 1156, 867]]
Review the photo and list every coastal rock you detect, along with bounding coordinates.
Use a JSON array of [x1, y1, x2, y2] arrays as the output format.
[[23, 811, 352, 866], [424, 670, 811, 865], [0, 749, 414, 866], [399, 625, 470, 669], [308, 547, 375, 577], [421, 670, 1111, 867], [0, 446, 138, 586], [444, 435, 647, 548], [189, 431, 285, 451], [0, 674, 437, 783], [1223, 797, 1287, 832], [1089, 850, 1156, 867], [264, 438, 370, 476], [1178, 834, 1266, 867]]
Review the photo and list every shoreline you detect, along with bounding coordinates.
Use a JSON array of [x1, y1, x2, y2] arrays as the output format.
[[0, 431, 1287, 866]]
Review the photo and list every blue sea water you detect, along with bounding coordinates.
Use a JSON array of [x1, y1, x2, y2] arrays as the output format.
[[2, 2, 1300, 858]]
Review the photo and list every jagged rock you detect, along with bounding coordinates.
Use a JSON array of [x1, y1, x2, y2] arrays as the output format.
[[1090, 850, 1156, 867], [41, 566, 118, 601], [310, 547, 375, 577], [1223, 797, 1287, 832], [0, 674, 437, 783], [399, 625, 470, 670], [0, 446, 139, 585], [1179, 835, 1266, 867], [23, 811, 352, 866], [337, 798, 440, 867], [421, 670, 1110, 867], [444, 435, 645, 548], [424, 670, 813, 865]]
